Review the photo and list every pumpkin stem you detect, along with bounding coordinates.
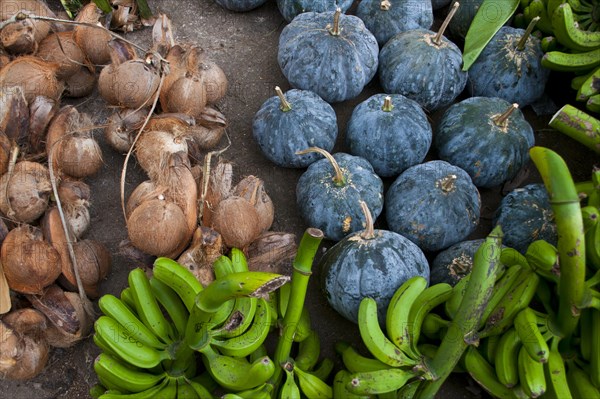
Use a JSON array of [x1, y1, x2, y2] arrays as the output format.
[[296, 147, 346, 186], [358, 201, 376, 240], [493, 103, 519, 127], [434, 1, 460, 46], [437, 174, 457, 193], [275, 86, 292, 112], [517, 16, 539, 51], [382, 96, 394, 112], [380, 0, 391, 11], [329, 7, 342, 36]]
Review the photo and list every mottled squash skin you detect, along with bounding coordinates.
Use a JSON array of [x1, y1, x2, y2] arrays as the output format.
[[346, 93, 432, 177], [378, 28, 467, 111], [434, 96, 535, 188], [430, 239, 485, 286], [213, 0, 267, 12], [494, 183, 557, 254], [296, 153, 384, 241], [277, 0, 354, 22], [447, 0, 484, 42], [356, 0, 433, 47], [432, 0, 452, 10], [385, 160, 481, 252], [278, 12, 379, 103], [252, 89, 337, 168], [467, 26, 550, 107], [320, 229, 429, 323]]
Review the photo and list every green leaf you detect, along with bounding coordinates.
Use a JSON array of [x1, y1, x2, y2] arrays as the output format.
[[462, 0, 520, 71]]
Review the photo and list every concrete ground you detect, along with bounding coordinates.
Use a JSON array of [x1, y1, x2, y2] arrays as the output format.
[[1, 0, 597, 398]]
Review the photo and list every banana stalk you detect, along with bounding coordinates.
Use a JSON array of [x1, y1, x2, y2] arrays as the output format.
[[549, 104, 600, 154], [271, 228, 324, 386], [415, 226, 503, 398], [530, 146, 586, 342]]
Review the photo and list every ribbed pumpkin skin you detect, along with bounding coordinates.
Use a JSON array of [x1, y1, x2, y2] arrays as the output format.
[[296, 153, 384, 241], [214, 0, 267, 11], [430, 239, 484, 286], [378, 29, 467, 111], [320, 229, 429, 323], [278, 12, 379, 103], [346, 93, 432, 177], [252, 89, 337, 168], [435, 97, 535, 188], [447, 0, 484, 42], [355, 0, 433, 47], [385, 160, 481, 252], [494, 183, 557, 254], [432, 0, 452, 10], [277, 0, 354, 22], [467, 26, 550, 107]]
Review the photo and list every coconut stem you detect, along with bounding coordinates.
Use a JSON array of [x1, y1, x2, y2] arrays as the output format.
[[517, 16, 540, 51], [4, 145, 19, 219], [275, 86, 292, 112], [434, 1, 460, 46], [382, 96, 394, 112], [358, 201, 376, 240], [329, 8, 342, 36], [493, 104, 519, 127], [296, 147, 346, 186], [380, 0, 391, 11]]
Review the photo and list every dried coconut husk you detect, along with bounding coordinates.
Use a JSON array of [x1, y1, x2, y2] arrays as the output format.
[[232, 175, 274, 233], [57, 179, 91, 205], [36, 31, 92, 80], [0, 45, 10, 68], [212, 196, 261, 250], [43, 291, 91, 347], [0, 133, 12, 176], [145, 112, 195, 134], [0, 85, 29, 145], [1, 307, 47, 338], [1, 225, 61, 294], [28, 95, 58, 154], [188, 106, 227, 150], [246, 232, 297, 275], [151, 13, 174, 58], [104, 107, 148, 153], [0, 56, 63, 103], [134, 130, 188, 181], [200, 160, 232, 227], [59, 240, 111, 299], [73, 3, 112, 66], [57, 180, 91, 239], [0, 0, 55, 43], [118, 239, 154, 266], [41, 207, 71, 294], [200, 60, 227, 104], [0, 319, 49, 380], [64, 66, 96, 98], [161, 73, 208, 118], [177, 226, 223, 287], [0, 18, 37, 54], [0, 160, 52, 223], [125, 180, 162, 218], [160, 44, 189, 102], [0, 217, 9, 245]]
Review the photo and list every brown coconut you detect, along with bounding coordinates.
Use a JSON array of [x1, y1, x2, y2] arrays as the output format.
[[212, 196, 261, 249], [0, 18, 37, 54], [200, 160, 233, 227], [134, 130, 188, 180], [0, 85, 29, 145], [177, 226, 223, 287], [0, 133, 12, 176], [0, 56, 64, 103], [0, 0, 55, 43], [36, 31, 92, 80], [199, 60, 228, 104], [232, 175, 274, 233], [246, 232, 297, 275], [73, 3, 112, 66], [1, 307, 47, 338], [64, 66, 97, 98], [0, 320, 49, 380], [188, 106, 227, 150], [28, 95, 58, 154], [104, 107, 148, 153], [0, 160, 52, 223]]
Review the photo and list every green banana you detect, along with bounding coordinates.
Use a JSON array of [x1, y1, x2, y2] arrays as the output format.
[[480, 264, 525, 328], [525, 240, 559, 282], [97, 377, 170, 399], [176, 380, 201, 399], [277, 282, 291, 319], [128, 268, 174, 342], [346, 368, 418, 396], [543, 339, 573, 399], [231, 382, 273, 399], [481, 334, 501, 365], [120, 287, 136, 311], [589, 220, 600, 274], [90, 383, 107, 399], [385, 275, 428, 358], [294, 329, 320, 371], [293, 363, 333, 399], [571, 67, 597, 89], [577, 66, 600, 100], [332, 369, 370, 399], [358, 297, 419, 368], [518, 345, 547, 398], [98, 294, 167, 350], [307, 358, 334, 382], [525, 0, 555, 34], [148, 277, 189, 338], [152, 257, 204, 312], [188, 375, 218, 399], [463, 346, 516, 399], [513, 307, 550, 363], [156, 378, 177, 398], [420, 312, 450, 341], [214, 297, 258, 339], [590, 309, 600, 387], [293, 306, 312, 342], [335, 341, 393, 374], [248, 344, 268, 363], [567, 361, 600, 397], [568, 0, 594, 13], [541, 35, 559, 52], [552, 3, 600, 51], [396, 379, 421, 399], [588, 93, 600, 112], [211, 297, 272, 358], [542, 47, 600, 72], [494, 328, 522, 388], [93, 316, 170, 369], [444, 274, 470, 320], [93, 353, 166, 394], [406, 282, 453, 356], [280, 366, 301, 399]]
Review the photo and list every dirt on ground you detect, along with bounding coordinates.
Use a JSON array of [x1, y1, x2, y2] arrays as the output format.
[[0, 1, 597, 398]]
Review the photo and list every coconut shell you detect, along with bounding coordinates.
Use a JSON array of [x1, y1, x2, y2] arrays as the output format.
[[28, 96, 58, 155], [0, 320, 49, 380], [246, 232, 297, 275], [1, 308, 47, 337], [199, 61, 228, 104], [0, 0, 55, 43], [0, 161, 52, 223], [64, 66, 97, 98], [36, 31, 91, 80], [0, 56, 64, 103], [135, 130, 188, 180], [212, 196, 261, 249], [56, 240, 111, 298], [161, 74, 208, 118], [0, 85, 29, 145], [104, 108, 144, 153], [1, 225, 61, 294], [146, 113, 195, 134], [98, 59, 161, 109], [43, 291, 91, 348], [73, 3, 112, 66], [161, 44, 190, 102], [0, 133, 12, 176], [177, 226, 223, 287], [58, 179, 91, 205], [200, 160, 233, 227], [0, 19, 37, 54], [126, 180, 163, 218], [151, 13, 174, 57], [232, 175, 274, 233], [26, 285, 80, 335]]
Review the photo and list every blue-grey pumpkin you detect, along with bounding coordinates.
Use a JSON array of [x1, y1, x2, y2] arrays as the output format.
[[378, 27, 467, 111], [432, 0, 452, 10], [467, 26, 550, 107], [346, 94, 432, 177], [430, 239, 485, 286], [434, 96, 535, 188], [278, 10, 379, 103], [296, 149, 384, 241], [355, 0, 433, 47], [252, 88, 337, 168], [493, 183, 557, 254], [447, 0, 484, 42], [213, 0, 267, 12], [385, 160, 481, 252], [320, 202, 429, 323], [276, 0, 354, 22]]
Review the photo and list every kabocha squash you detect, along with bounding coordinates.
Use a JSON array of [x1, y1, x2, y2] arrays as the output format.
[[214, 0, 268, 12], [494, 183, 557, 254], [278, 9, 379, 103], [346, 94, 432, 177], [355, 0, 434, 47], [276, 0, 354, 22], [320, 202, 429, 323], [432, 0, 452, 10], [467, 23, 550, 107], [378, 3, 467, 112], [252, 87, 337, 168], [434, 97, 535, 188], [296, 148, 384, 242], [385, 160, 481, 252], [430, 239, 484, 286], [447, 0, 484, 42]]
